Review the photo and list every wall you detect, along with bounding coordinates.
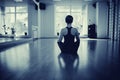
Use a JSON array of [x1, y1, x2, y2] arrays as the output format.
[[28, 3, 55, 38], [40, 4, 54, 37], [87, 3, 96, 25], [28, 3, 38, 38], [108, 0, 114, 39], [82, 5, 88, 36], [0, 1, 109, 38], [118, 0, 120, 41], [96, 2, 108, 38], [82, 3, 96, 37]]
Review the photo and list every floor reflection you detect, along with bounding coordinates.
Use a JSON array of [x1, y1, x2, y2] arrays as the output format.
[[0, 39, 120, 80], [0, 44, 30, 71], [88, 40, 97, 52], [58, 53, 79, 80]]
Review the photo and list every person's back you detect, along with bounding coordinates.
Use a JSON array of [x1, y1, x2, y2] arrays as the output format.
[[57, 15, 80, 54], [64, 27, 74, 44]]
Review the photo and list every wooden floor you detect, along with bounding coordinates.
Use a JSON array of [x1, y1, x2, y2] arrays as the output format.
[[0, 38, 120, 80]]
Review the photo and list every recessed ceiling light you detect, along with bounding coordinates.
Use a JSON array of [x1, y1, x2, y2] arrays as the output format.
[[84, 0, 92, 1], [14, 0, 23, 2], [53, 0, 61, 1]]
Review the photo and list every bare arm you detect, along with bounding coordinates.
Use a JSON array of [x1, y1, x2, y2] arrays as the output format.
[[75, 29, 80, 42], [58, 29, 64, 42]]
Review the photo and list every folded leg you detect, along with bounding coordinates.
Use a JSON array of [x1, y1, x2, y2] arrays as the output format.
[[72, 41, 80, 53], [57, 42, 66, 53]]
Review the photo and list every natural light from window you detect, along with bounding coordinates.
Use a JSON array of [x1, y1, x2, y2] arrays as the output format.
[[55, 5, 87, 37]]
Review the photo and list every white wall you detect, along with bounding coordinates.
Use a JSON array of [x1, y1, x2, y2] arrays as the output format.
[[28, 3, 38, 38], [82, 3, 96, 36], [28, 3, 55, 38], [40, 4, 54, 37], [96, 2, 108, 38], [82, 5, 88, 36], [87, 3, 96, 25]]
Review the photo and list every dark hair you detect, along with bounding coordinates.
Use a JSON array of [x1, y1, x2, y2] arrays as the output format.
[[65, 15, 73, 24]]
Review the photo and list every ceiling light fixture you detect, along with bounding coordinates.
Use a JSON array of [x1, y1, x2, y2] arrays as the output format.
[[84, 0, 92, 1], [14, 0, 23, 2], [53, 0, 61, 1]]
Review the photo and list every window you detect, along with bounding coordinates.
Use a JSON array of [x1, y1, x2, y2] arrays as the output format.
[[0, 6, 28, 36], [5, 7, 15, 13], [16, 7, 27, 12], [55, 5, 83, 36], [16, 7, 28, 36]]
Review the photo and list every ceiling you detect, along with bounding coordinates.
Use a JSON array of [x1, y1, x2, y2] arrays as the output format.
[[0, 0, 108, 3], [36, 0, 108, 4], [0, 0, 108, 6]]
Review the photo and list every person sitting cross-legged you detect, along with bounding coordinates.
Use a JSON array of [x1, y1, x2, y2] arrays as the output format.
[[57, 15, 80, 54]]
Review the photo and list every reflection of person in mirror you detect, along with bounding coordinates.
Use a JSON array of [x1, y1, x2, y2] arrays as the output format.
[[57, 15, 80, 54]]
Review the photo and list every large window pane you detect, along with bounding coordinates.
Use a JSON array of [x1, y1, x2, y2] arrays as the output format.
[[71, 6, 81, 12], [16, 6, 28, 36], [55, 12, 70, 35], [55, 5, 83, 36], [16, 13, 28, 36], [56, 6, 70, 12], [5, 7, 15, 13], [1, 6, 28, 36], [4, 14, 15, 35], [16, 7, 27, 12], [5, 14, 15, 25], [71, 13, 82, 33]]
